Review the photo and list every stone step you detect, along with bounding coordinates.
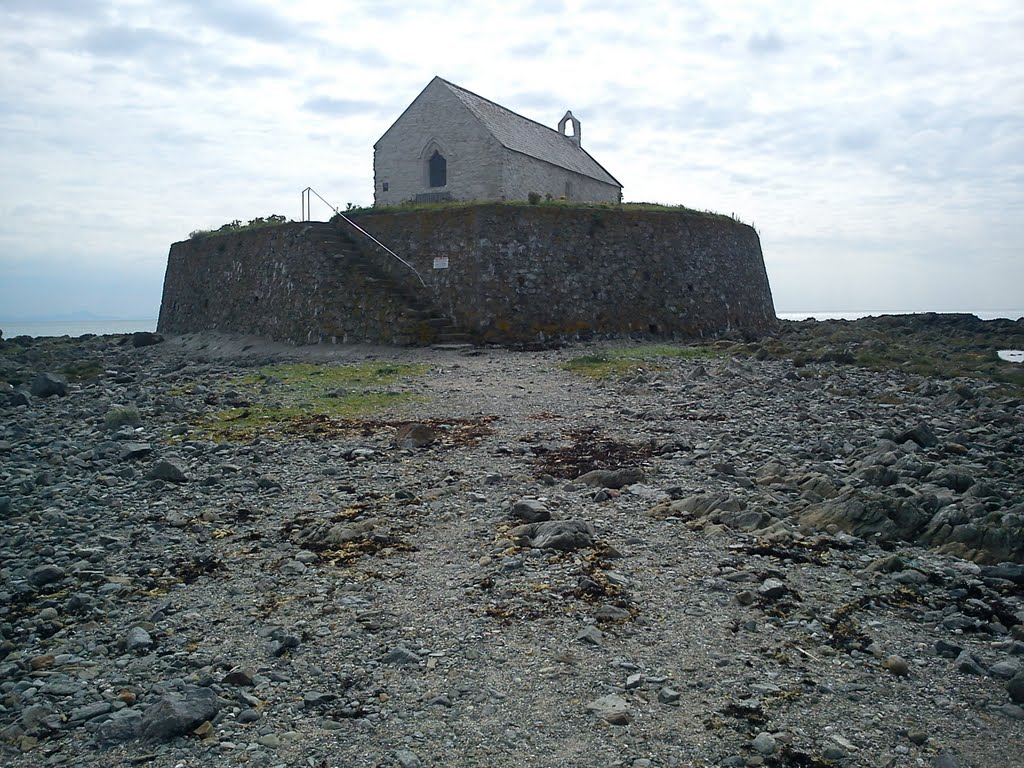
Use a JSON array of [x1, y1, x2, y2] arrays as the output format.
[[431, 342, 475, 350], [328, 223, 473, 347]]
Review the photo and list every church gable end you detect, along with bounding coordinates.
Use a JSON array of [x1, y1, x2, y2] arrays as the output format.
[[374, 78, 502, 206]]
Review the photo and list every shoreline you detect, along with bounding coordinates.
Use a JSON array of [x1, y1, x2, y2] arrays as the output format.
[[1, 310, 1023, 343]]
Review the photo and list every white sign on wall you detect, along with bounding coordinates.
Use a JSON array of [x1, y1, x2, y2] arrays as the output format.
[[433, 256, 449, 269]]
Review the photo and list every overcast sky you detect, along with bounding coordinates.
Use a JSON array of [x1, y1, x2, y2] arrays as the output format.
[[1, 0, 1021, 321]]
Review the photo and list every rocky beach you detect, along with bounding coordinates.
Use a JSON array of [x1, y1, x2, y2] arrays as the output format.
[[1, 314, 1023, 768]]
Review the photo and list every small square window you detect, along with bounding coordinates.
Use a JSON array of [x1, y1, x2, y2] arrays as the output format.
[[382, 181, 389, 192]]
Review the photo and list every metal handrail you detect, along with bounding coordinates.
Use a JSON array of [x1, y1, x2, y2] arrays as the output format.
[[301, 187, 425, 287]]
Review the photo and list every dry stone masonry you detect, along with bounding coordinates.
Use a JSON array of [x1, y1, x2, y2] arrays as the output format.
[[157, 204, 776, 345]]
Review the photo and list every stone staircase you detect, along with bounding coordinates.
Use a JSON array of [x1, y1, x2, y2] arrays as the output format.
[[305, 222, 472, 345]]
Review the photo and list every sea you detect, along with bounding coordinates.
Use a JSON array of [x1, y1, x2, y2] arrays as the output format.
[[0, 319, 158, 338], [776, 310, 1024, 322]]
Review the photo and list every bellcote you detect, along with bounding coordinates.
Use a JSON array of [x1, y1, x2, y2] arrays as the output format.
[[558, 110, 581, 146]]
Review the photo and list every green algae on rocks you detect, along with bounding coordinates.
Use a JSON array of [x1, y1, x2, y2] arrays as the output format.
[[196, 361, 429, 441]]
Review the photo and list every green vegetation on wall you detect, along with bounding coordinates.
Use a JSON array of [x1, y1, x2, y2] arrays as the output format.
[[189, 215, 291, 240]]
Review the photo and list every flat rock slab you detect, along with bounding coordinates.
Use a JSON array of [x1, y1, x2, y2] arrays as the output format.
[[586, 694, 631, 725], [575, 468, 644, 489]]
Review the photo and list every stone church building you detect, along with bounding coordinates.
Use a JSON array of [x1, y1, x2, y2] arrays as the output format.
[[373, 76, 622, 206]]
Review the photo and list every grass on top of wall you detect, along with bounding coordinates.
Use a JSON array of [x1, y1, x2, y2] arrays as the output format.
[[182, 200, 747, 243], [187, 215, 292, 240], [338, 199, 741, 222]]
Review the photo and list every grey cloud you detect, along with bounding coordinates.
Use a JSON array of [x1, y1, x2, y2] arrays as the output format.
[[508, 41, 550, 58], [580, 0, 629, 11], [595, 92, 753, 134], [836, 128, 880, 152], [74, 23, 288, 89], [169, 0, 313, 45], [1, 0, 107, 21], [142, 125, 212, 151], [302, 96, 380, 117], [886, 42, 912, 63], [356, 0, 419, 21], [309, 44, 391, 69], [80, 25, 185, 58], [527, 0, 568, 12], [743, 112, 835, 162], [892, 102, 1023, 183], [899, 99, 1021, 141], [508, 90, 567, 120], [218, 62, 290, 82], [747, 31, 784, 55], [728, 171, 769, 186], [702, 32, 734, 51]]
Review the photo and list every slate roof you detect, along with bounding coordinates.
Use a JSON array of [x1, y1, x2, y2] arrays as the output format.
[[435, 78, 621, 188]]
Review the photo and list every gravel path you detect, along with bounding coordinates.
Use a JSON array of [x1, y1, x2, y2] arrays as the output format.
[[1, 330, 1023, 767]]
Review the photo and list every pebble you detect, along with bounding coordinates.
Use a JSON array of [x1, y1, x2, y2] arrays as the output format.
[[585, 694, 631, 725], [576, 626, 604, 646], [758, 578, 786, 600], [222, 668, 256, 687], [147, 459, 188, 482], [658, 687, 681, 704], [383, 646, 422, 665], [237, 709, 261, 723], [124, 626, 153, 654], [882, 655, 910, 676], [751, 732, 777, 755], [395, 748, 424, 768]]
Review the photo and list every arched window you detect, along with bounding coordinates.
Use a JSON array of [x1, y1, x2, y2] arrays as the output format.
[[428, 150, 447, 188]]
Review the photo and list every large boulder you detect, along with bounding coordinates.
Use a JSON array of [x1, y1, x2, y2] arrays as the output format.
[[138, 687, 220, 742], [511, 519, 596, 551], [30, 372, 68, 398], [131, 331, 163, 348], [798, 489, 931, 543]]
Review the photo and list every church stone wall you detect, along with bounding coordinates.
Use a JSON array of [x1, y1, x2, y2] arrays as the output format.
[[501, 152, 620, 203], [158, 205, 777, 345]]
